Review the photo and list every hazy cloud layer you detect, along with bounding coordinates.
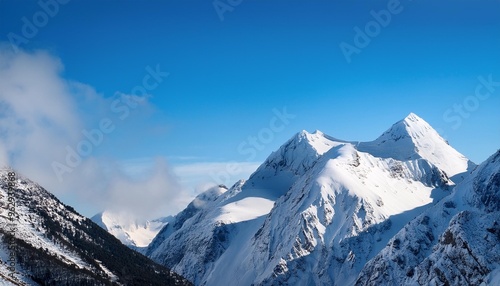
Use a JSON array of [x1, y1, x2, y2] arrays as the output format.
[[0, 45, 189, 219]]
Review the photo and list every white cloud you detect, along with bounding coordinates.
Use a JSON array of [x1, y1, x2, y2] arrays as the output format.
[[0, 44, 188, 220], [0, 45, 82, 180], [105, 158, 192, 219]]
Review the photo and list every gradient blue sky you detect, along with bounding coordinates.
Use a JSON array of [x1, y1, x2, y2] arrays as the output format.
[[1, 0, 499, 217]]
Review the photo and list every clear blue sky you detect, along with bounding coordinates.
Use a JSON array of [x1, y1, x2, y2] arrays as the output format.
[[1, 0, 499, 217]]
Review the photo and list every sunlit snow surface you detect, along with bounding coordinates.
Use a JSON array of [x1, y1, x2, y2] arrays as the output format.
[[217, 197, 274, 223]]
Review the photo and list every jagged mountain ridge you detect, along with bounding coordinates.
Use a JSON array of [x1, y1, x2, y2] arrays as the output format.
[[146, 113, 481, 285], [0, 169, 192, 286]]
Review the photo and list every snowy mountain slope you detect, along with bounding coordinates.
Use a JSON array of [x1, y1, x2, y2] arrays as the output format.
[[0, 169, 192, 286], [146, 182, 268, 286], [356, 150, 500, 286], [147, 113, 477, 285], [146, 132, 343, 285], [232, 143, 453, 286], [91, 211, 172, 248]]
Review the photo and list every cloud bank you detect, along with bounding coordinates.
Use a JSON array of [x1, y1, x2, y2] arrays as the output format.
[[0, 44, 188, 220]]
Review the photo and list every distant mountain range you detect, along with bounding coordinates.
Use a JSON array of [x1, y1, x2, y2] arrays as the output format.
[[2, 113, 498, 285]]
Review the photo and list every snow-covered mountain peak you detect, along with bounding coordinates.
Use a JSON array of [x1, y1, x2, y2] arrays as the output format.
[[192, 184, 228, 208], [92, 210, 172, 248], [401, 112, 436, 138], [257, 130, 343, 177], [294, 130, 346, 154], [404, 111, 424, 123], [292, 130, 329, 154], [374, 112, 440, 150], [359, 113, 473, 180]]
